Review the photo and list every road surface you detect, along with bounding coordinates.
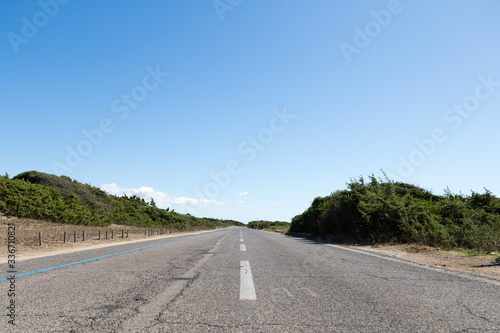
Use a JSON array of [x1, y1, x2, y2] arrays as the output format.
[[1, 227, 499, 332]]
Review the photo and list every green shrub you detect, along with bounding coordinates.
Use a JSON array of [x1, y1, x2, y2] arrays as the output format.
[[0, 171, 244, 230], [290, 174, 500, 252]]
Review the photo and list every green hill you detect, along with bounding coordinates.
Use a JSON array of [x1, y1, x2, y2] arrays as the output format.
[[290, 175, 500, 252], [0, 171, 243, 230], [247, 220, 290, 230]]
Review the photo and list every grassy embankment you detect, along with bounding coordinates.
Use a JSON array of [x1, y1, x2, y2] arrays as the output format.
[[0, 171, 243, 231], [290, 175, 500, 253]]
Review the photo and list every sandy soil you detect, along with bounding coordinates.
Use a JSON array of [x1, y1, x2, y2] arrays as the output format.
[[0, 213, 218, 263], [359, 244, 500, 280]]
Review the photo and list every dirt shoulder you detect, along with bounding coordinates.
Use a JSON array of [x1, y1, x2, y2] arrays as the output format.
[[358, 244, 500, 280], [0, 213, 225, 263]]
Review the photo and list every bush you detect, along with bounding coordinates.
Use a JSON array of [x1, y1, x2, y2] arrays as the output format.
[[0, 171, 244, 230], [290, 174, 500, 252], [247, 221, 290, 230]]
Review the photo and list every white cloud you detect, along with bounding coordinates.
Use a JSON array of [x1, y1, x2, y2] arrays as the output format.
[[238, 200, 244, 204], [98, 183, 123, 195], [97, 183, 225, 208], [238, 190, 248, 196], [171, 197, 225, 206]]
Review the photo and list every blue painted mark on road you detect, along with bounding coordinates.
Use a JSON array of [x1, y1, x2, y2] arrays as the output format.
[[0, 230, 224, 282]]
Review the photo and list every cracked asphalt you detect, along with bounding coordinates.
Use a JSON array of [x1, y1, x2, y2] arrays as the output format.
[[1, 227, 499, 332]]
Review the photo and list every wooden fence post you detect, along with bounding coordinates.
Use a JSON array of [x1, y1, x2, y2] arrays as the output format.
[[64, 231, 66, 243], [74, 230, 77, 242], [39, 232, 42, 246]]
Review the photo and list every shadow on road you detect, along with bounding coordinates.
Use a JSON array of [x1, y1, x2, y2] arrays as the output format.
[[283, 231, 365, 247]]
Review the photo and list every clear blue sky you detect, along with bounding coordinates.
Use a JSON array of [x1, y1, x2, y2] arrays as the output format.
[[2, 1, 500, 223]]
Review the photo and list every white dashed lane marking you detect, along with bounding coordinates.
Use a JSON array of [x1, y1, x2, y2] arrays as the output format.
[[240, 261, 256, 300]]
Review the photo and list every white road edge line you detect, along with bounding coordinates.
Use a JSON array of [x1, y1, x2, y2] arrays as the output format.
[[240, 244, 246, 251], [326, 244, 500, 287], [240, 261, 256, 300]]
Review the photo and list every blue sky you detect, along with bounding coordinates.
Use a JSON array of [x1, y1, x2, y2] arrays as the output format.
[[1, 0, 500, 223]]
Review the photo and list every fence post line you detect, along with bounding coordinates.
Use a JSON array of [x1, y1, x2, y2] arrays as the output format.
[[122, 230, 124, 238], [64, 231, 66, 243], [74, 230, 77, 242], [111, 230, 114, 239], [99, 230, 101, 240], [83, 230, 85, 241], [126, 230, 129, 238], [39, 232, 42, 246], [106, 230, 108, 239]]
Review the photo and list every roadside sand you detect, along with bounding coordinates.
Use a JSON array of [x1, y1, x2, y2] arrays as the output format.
[[0, 214, 222, 263], [359, 244, 499, 280]]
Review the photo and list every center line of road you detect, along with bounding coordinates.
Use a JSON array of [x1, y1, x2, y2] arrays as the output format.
[[240, 238, 244, 242], [240, 261, 256, 300], [240, 244, 246, 251]]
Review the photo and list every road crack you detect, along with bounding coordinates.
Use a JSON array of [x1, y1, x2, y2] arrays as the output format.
[[462, 303, 493, 323]]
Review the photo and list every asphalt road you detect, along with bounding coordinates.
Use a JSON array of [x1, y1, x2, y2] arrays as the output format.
[[1, 227, 499, 332]]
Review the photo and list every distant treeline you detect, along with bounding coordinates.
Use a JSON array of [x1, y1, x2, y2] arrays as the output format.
[[290, 175, 500, 252], [0, 171, 244, 230], [247, 220, 290, 230]]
